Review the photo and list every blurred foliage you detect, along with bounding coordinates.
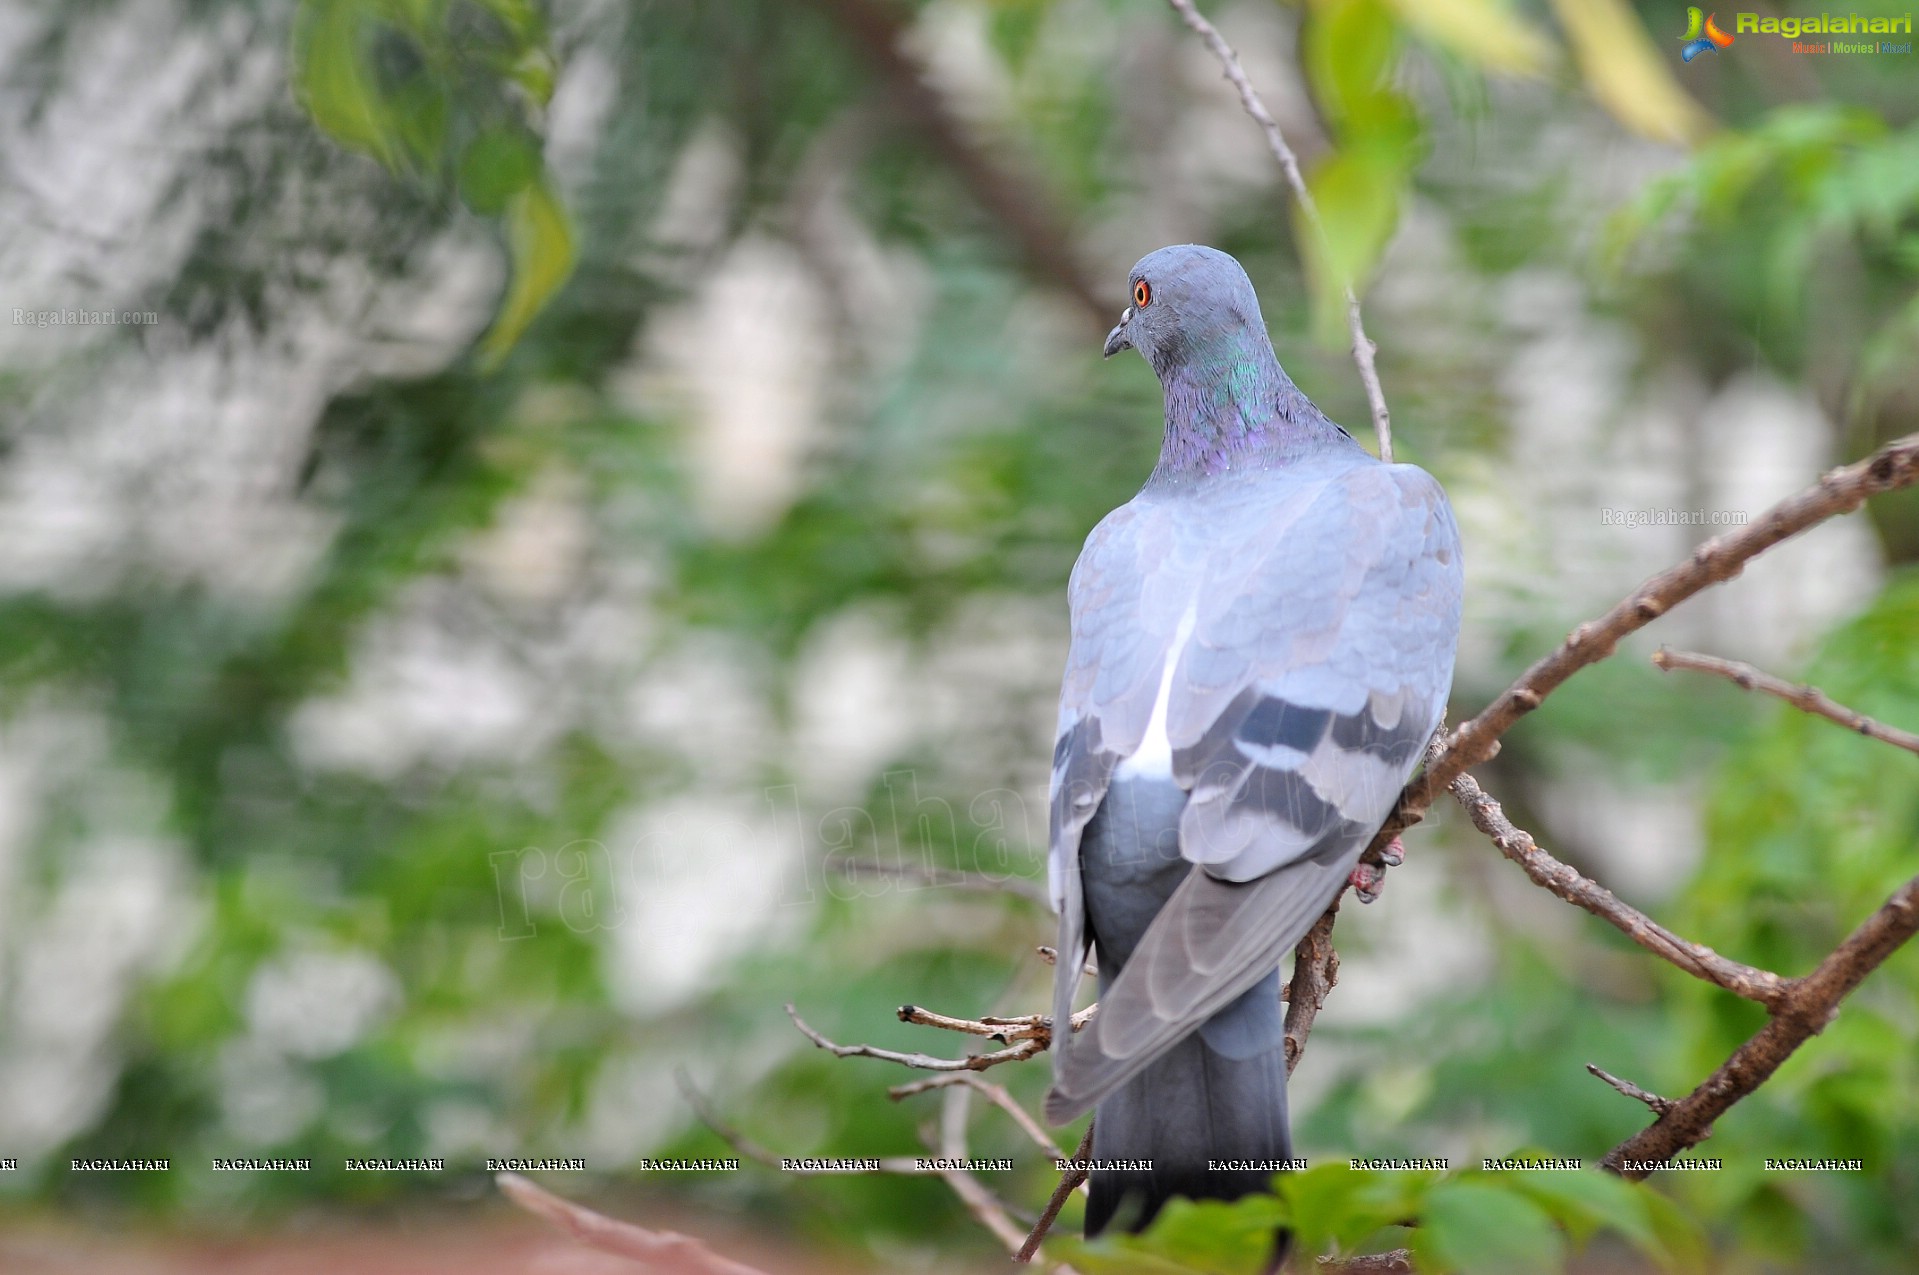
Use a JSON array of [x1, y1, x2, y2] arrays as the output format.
[[0, 0, 1916, 1273], [1055, 1160, 1706, 1274]]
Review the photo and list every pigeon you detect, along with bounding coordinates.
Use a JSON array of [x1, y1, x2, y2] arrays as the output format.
[[1043, 245, 1463, 1244]]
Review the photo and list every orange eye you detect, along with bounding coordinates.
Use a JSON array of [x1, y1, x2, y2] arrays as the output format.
[[1133, 279, 1151, 308]]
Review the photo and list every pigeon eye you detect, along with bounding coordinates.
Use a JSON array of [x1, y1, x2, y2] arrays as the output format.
[[1133, 280, 1152, 308]]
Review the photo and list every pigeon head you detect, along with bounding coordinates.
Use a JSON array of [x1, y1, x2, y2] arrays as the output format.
[[1102, 244, 1351, 478], [1102, 244, 1271, 376]]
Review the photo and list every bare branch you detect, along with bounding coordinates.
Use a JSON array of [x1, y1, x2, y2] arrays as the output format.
[[930, 1083, 1037, 1256], [1603, 871, 1919, 1175], [1586, 1064, 1675, 1116], [807, 0, 1108, 326], [1654, 646, 1919, 757], [1449, 773, 1789, 1007], [1367, 431, 1919, 867], [497, 1171, 772, 1275], [675, 1070, 784, 1170], [1326, 1252, 1415, 1274], [1283, 905, 1342, 1074], [889, 1073, 1060, 1158], [1164, 0, 1393, 462], [1017, 1122, 1095, 1264], [788, 1002, 1045, 1072]]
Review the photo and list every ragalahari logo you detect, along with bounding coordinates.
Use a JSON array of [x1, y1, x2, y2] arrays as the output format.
[[1681, 7, 1736, 60]]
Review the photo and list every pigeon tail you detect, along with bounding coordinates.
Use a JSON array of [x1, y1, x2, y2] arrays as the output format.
[[1085, 974, 1293, 1271]]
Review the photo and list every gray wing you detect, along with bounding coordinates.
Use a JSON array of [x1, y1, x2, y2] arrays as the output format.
[[1046, 459, 1462, 1123]]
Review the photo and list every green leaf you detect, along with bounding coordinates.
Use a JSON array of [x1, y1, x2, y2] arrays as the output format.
[[1503, 1168, 1658, 1254], [459, 128, 541, 214], [293, 0, 394, 164], [1277, 1163, 1431, 1263], [1383, 0, 1554, 76], [1547, 0, 1711, 146], [1136, 1196, 1288, 1273], [1047, 1235, 1215, 1275], [480, 176, 575, 368], [1415, 1181, 1566, 1275]]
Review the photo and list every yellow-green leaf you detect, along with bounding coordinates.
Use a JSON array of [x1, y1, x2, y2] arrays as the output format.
[[293, 0, 395, 164], [480, 177, 575, 368], [1384, 0, 1554, 76], [1548, 0, 1713, 146]]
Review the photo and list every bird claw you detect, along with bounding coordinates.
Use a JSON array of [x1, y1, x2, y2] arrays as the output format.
[[1349, 862, 1385, 904], [1378, 835, 1406, 868]]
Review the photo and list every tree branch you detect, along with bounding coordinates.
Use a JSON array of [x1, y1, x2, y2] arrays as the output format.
[[1366, 431, 1919, 867], [1602, 871, 1919, 1175], [1164, 0, 1394, 462], [888, 1072, 1061, 1159], [1017, 1122, 1094, 1263], [788, 1002, 1046, 1072], [497, 1171, 772, 1275], [1586, 1064, 1675, 1116], [1653, 646, 1919, 757], [1448, 772, 1789, 1006], [1282, 904, 1342, 1074], [808, 0, 1108, 326]]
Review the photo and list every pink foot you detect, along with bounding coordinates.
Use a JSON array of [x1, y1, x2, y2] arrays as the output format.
[[1379, 835, 1406, 868], [1349, 862, 1385, 904]]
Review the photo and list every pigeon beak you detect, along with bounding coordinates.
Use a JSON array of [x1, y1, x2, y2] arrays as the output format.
[[1102, 307, 1134, 359]]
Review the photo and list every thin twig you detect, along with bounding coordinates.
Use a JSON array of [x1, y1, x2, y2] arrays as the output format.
[[888, 1073, 1060, 1158], [1017, 1122, 1095, 1263], [1326, 1252, 1415, 1274], [1449, 773, 1789, 1007], [1586, 1064, 1676, 1116], [931, 1083, 1036, 1255], [1164, 0, 1393, 462], [1036, 945, 1099, 976], [788, 1002, 1045, 1072], [808, 0, 1108, 326], [497, 1171, 772, 1275], [1654, 646, 1919, 756], [1365, 432, 1919, 868], [1603, 871, 1919, 1175], [676, 1069, 928, 1174]]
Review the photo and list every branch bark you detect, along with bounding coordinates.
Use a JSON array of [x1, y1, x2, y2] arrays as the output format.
[[1653, 646, 1919, 757], [1016, 1122, 1095, 1263], [497, 1171, 772, 1275], [809, 0, 1108, 327], [1448, 773, 1788, 1006], [1602, 871, 1919, 1175], [1365, 431, 1919, 868]]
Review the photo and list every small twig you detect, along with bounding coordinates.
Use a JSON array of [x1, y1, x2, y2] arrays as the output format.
[[1448, 773, 1789, 1007], [497, 1171, 771, 1275], [1017, 1122, 1095, 1263], [888, 1073, 1060, 1158], [1324, 1252, 1415, 1274], [1164, 0, 1393, 462], [899, 1003, 1047, 1040], [1586, 1064, 1676, 1116], [1365, 432, 1919, 869], [1283, 905, 1342, 1074], [675, 1070, 784, 1169], [788, 1002, 1045, 1072], [676, 1068, 944, 1176], [1604, 871, 1919, 1175], [1654, 646, 1919, 757], [1036, 945, 1099, 976]]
